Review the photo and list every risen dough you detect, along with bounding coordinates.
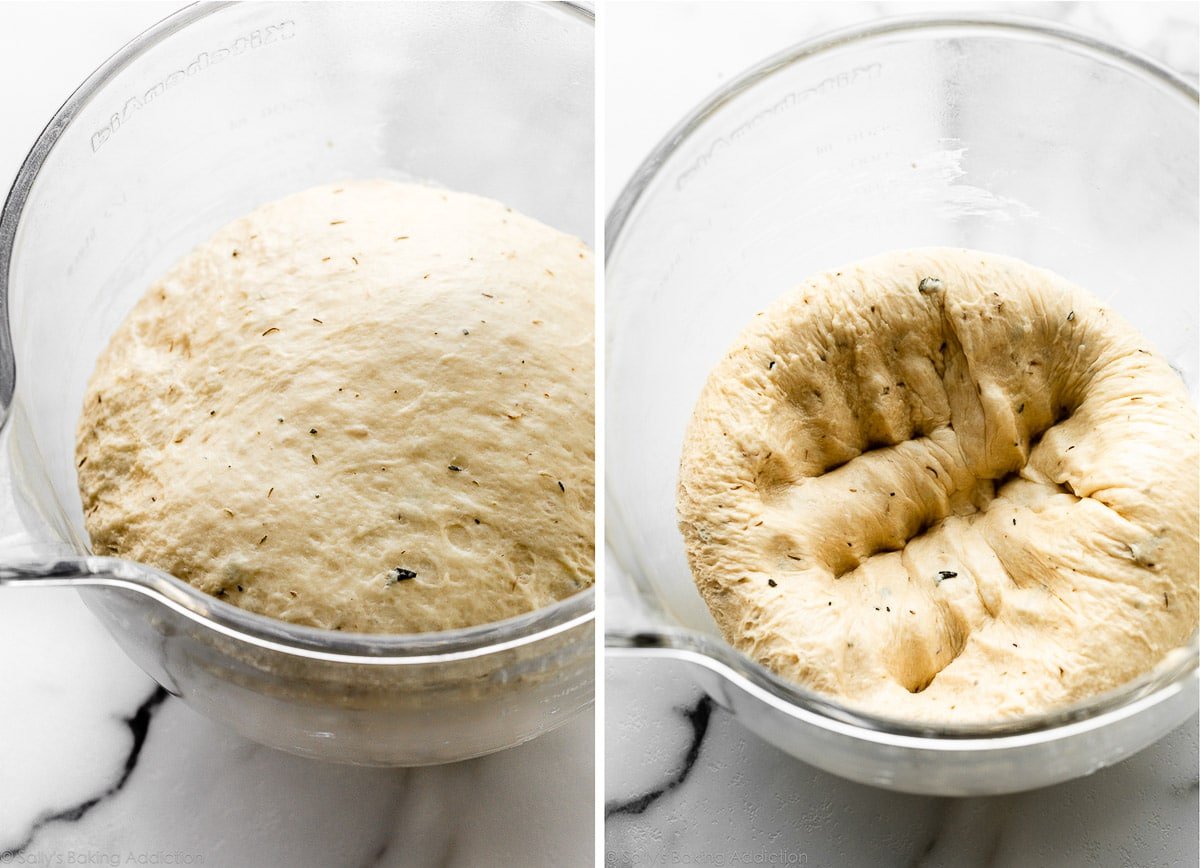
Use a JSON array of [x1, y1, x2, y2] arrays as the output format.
[[78, 180, 594, 633], [678, 248, 1198, 721]]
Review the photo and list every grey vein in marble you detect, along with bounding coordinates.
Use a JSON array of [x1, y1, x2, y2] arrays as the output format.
[[605, 658, 1199, 868], [605, 696, 713, 818], [1, 687, 169, 858]]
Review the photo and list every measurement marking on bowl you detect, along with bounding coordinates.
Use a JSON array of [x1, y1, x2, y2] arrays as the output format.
[[676, 62, 882, 191], [89, 21, 297, 154]]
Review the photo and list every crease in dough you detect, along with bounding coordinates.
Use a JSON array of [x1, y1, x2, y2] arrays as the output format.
[[678, 248, 1198, 722]]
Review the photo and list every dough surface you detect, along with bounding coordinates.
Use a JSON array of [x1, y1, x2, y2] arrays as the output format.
[[78, 180, 594, 633], [677, 248, 1198, 722]]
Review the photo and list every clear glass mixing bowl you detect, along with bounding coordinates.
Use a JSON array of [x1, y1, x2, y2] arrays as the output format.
[[0, 1, 594, 766], [606, 15, 1198, 795]]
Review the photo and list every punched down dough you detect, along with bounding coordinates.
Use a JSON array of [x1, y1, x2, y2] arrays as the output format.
[[678, 248, 1198, 722], [77, 180, 594, 633]]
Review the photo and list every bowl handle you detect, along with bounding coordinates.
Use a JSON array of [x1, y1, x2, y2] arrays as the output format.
[[0, 419, 99, 585], [0, 554, 127, 588]]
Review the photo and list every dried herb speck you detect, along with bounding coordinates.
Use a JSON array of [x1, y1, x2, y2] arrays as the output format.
[[311, 454, 319, 464], [448, 465, 463, 472], [77, 456, 87, 468], [386, 567, 417, 586], [557, 481, 565, 493], [1066, 311, 1075, 322], [262, 327, 279, 336], [937, 570, 958, 581], [918, 277, 943, 293], [768, 579, 777, 588], [309, 428, 318, 435]]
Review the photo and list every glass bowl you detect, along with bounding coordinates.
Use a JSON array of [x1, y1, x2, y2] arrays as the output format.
[[606, 14, 1198, 795], [0, 1, 595, 766]]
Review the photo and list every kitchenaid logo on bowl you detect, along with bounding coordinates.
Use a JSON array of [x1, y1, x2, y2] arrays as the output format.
[[89, 21, 296, 153]]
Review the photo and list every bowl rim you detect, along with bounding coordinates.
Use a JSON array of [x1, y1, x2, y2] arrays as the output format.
[[0, 0, 597, 663], [605, 11, 1200, 258], [607, 625, 1199, 743], [604, 12, 1199, 739]]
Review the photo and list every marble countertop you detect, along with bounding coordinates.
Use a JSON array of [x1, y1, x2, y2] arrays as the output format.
[[606, 657, 1197, 868], [0, 5, 592, 866], [605, 3, 1199, 867]]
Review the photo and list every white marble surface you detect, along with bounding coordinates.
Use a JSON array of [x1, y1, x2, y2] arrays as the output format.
[[605, 2, 1199, 866], [0, 5, 592, 866], [606, 658, 1198, 868]]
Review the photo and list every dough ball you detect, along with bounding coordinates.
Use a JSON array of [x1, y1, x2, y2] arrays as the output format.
[[77, 180, 594, 633], [678, 248, 1198, 722]]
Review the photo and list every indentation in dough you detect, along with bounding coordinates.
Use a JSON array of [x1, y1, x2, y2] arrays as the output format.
[[678, 248, 1199, 720], [445, 523, 470, 549], [892, 600, 969, 694], [754, 449, 801, 507], [761, 385, 1082, 585], [820, 436, 906, 476]]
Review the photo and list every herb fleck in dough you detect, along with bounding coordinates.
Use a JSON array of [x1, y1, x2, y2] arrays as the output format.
[[677, 248, 1198, 722], [77, 180, 594, 633]]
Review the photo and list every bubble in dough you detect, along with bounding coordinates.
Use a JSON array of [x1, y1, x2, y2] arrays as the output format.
[[677, 248, 1198, 722], [77, 180, 594, 634]]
